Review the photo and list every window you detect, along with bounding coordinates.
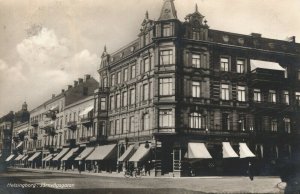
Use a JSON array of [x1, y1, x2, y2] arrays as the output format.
[[111, 74, 115, 86], [129, 116, 135, 132], [122, 91, 127, 107], [238, 116, 246, 131], [143, 113, 150, 131], [283, 91, 289, 105], [123, 68, 128, 81], [159, 110, 173, 127], [110, 96, 114, 110], [103, 77, 108, 87], [159, 78, 172, 96], [142, 83, 149, 101], [192, 81, 201, 98], [131, 65, 136, 79], [296, 92, 300, 105], [269, 90, 276, 103], [284, 118, 291, 133], [100, 97, 106, 110], [298, 69, 300, 80], [116, 94, 120, 108], [115, 119, 120, 134], [237, 59, 245, 73], [220, 57, 229, 71], [117, 72, 121, 84], [122, 118, 127, 134], [222, 113, 230, 130], [130, 88, 135, 105], [271, 119, 277, 132], [221, 84, 230, 100], [254, 89, 261, 102], [143, 58, 150, 73], [237, 86, 246, 102], [162, 24, 171, 37], [192, 54, 201, 68], [109, 121, 114, 135], [189, 112, 205, 129], [160, 50, 173, 65]]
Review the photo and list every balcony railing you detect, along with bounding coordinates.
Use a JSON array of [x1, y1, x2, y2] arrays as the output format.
[[183, 129, 250, 138], [87, 136, 97, 142], [67, 121, 77, 130], [79, 137, 88, 142], [250, 102, 289, 113], [250, 69, 284, 86], [81, 117, 92, 127], [31, 120, 39, 127], [65, 139, 76, 147]]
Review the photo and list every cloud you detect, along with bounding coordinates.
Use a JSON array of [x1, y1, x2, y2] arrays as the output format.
[[0, 27, 99, 115]]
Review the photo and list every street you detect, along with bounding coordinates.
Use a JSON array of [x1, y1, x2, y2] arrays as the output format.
[[0, 168, 289, 194]]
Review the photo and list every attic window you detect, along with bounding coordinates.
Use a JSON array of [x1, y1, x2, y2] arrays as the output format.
[[120, 53, 124, 58], [238, 38, 244, 45], [111, 57, 114, 62], [222, 35, 229, 43], [130, 46, 135, 52]]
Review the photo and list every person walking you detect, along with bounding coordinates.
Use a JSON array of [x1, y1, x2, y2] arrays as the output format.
[[248, 162, 254, 181], [78, 161, 82, 174]]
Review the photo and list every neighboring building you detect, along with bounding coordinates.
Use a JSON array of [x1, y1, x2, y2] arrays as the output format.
[[97, 0, 300, 176], [0, 112, 14, 166]]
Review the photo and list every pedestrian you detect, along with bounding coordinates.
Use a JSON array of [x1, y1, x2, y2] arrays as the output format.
[[248, 162, 254, 181], [78, 161, 82, 174]]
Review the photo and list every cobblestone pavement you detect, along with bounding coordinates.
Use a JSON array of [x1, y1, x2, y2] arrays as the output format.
[[0, 168, 291, 194]]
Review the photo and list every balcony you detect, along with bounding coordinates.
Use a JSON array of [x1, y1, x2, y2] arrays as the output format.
[[250, 69, 284, 87], [81, 117, 93, 127], [79, 137, 88, 142], [182, 129, 250, 138], [87, 136, 97, 142], [65, 139, 76, 147], [31, 120, 39, 127], [67, 121, 77, 131], [250, 102, 289, 114], [30, 133, 38, 140], [13, 136, 19, 143]]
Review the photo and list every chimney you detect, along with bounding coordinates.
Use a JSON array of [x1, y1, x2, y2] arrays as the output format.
[[52, 94, 56, 98], [84, 74, 91, 81], [78, 78, 83, 83], [61, 89, 65, 93], [74, 80, 78, 87], [68, 85, 73, 89], [251, 33, 262, 38]]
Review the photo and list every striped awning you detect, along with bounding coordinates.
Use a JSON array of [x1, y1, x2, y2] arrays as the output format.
[[75, 147, 95, 160], [14, 154, 25, 161], [28, 152, 41, 162], [5, 154, 16, 162], [86, 144, 117, 161], [21, 155, 29, 161], [52, 148, 70, 161], [61, 148, 79, 161], [79, 106, 94, 118], [118, 145, 135, 162], [129, 144, 151, 162]]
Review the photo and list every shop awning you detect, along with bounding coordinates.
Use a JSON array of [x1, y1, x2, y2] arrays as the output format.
[[14, 154, 25, 161], [21, 155, 29, 161], [79, 106, 94, 118], [250, 59, 285, 71], [75, 147, 95, 160], [28, 152, 41, 162], [129, 144, 151, 162], [185, 143, 212, 159], [86, 144, 117, 161], [17, 128, 28, 134], [5, 154, 16, 162], [61, 147, 79, 161], [239, 143, 255, 158], [52, 148, 70, 161], [222, 142, 239, 158], [118, 145, 135, 162], [42, 154, 53, 161], [16, 141, 23, 149]]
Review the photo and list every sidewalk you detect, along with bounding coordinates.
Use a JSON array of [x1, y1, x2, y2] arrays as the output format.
[[9, 167, 281, 179]]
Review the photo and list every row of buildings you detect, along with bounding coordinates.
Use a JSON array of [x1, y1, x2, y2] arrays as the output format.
[[1, 0, 300, 176]]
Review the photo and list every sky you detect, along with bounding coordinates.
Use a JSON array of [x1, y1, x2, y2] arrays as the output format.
[[0, 0, 299, 116]]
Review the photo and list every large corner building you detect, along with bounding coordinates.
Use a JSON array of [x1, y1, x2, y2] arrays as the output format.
[[97, 0, 300, 176]]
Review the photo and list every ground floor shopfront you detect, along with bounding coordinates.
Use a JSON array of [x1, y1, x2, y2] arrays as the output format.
[[4, 136, 298, 177]]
